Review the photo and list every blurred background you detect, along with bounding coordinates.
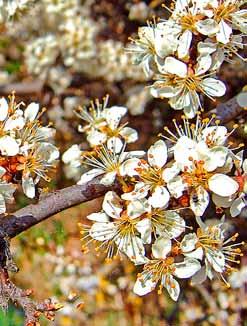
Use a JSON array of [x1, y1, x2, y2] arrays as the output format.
[[0, 0, 247, 325]]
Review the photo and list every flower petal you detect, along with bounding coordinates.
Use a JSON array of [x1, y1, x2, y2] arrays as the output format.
[[164, 57, 187, 78], [173, 258, 201, 279], [119, 158, 141, 177], [119, 127, 138, 144], [87, 212, 109, 222], [100, 171, 117, 186], [107, 137, 123, 154], [127, 198, 150, 219], [147, 140, 167, 168], [0, 136, 19, 156], [230, 197, 246, 217], [216, 20, 232, 44], [177, 30, 192, 59], [103, 191, 123, 219], [136, 218, 152, 244], [104, 106, 127, 130], [22, 176, 35, 198], [163, 275, 180, 301], [200, 78, 226, 97], [152, 236, 171, 259], [206, 250, 225, 273], [208, 174, 239, 197], [134, 273, 157, 296], [24, 102, 39, 121], [89, 222, 116, 241], [77, 168, 104, 185], [148, 186, 170, 208], [0, 98, 8, 121], [190, 186, 209, 217]]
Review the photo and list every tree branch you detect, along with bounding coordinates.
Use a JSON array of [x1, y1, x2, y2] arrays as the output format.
[[0, 178, 119, 239], [0, 268, 62, 325], [207, 95, 245, 123]]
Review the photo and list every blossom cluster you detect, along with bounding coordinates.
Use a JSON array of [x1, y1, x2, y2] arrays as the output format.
[[9, 0, 146, 91], [62, 94, 245, 301], [0, 0, 34, 23], [128, 0, 246, 117], [0, 94, 59, 213]]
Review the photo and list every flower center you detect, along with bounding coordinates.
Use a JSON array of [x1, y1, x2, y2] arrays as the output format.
[[137, 166, 165, 190], [213, 3, 238, 22], [182, 160, 211, 190], [179, 13, 205, 32]]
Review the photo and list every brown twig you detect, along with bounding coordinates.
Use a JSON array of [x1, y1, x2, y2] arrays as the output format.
[[0, 177, 119, 239], [207, 95, 245, 123], [0, 80, 44, 95], [0, 268, 62, 325], [0, 177, 119, 323]]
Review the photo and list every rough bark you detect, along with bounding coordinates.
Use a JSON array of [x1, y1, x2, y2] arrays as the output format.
[[0, 178, 119, 239]]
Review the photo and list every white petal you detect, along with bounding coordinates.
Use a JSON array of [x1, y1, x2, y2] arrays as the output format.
[[163, 275, 180, 301], [136, 218, 152, 244], [184, 247, 204, 260], [77, 168, 104, 185], [162, 163, 180, 182], [87, 130, 107, 147], [190, 187, 209, 217], [0, 98, 8, 121], [103, 191, 123, 219], [107, 137, 123, 154], [0, 136, 19, 156], [164, 211, 185, 239], [195, 19, 219, 35], [62, 145, 81, 164], [164, 57, 187, 78], [173, 258, 201, 279], [200, 78, 226, 97], [37, 142, 59, 163], [151, 83, 181, 99], [212, 125, 228, 145], [197, 41, 217, 55], [167, 176, 186, 198], [134, 274, 157, 296], [147, 140, 167, 168], [212, 193, 232, 208], [181, 233, 198, 253], [230, 197, 246, 217], [0, 167, 6, 178], [22, 176, 35, 198], [208, 174, 239, 197], [195, 54, 212, 75], [119, 158, 141, 177], [237, 91, 247, 108], [89, 222, 116, 241], [121, 182, 149, 201], [100, 171, 117, 186], [119, 127, 138, 143], [177, 30, 192, 59], [4, 115, 25, 131], [120, 236, 147, 265], [148, 186, 170, 208], [0, 194, 6, 214], [206, 250, 225, 273], [152, 236, 171, 259], [104, 106, 127, 130], [216, 20, 232, 44], [24, 102, 39, 121], [87, 212, 109, 222], [173, 136, 197, 169], [127, 199, 150, 219]]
